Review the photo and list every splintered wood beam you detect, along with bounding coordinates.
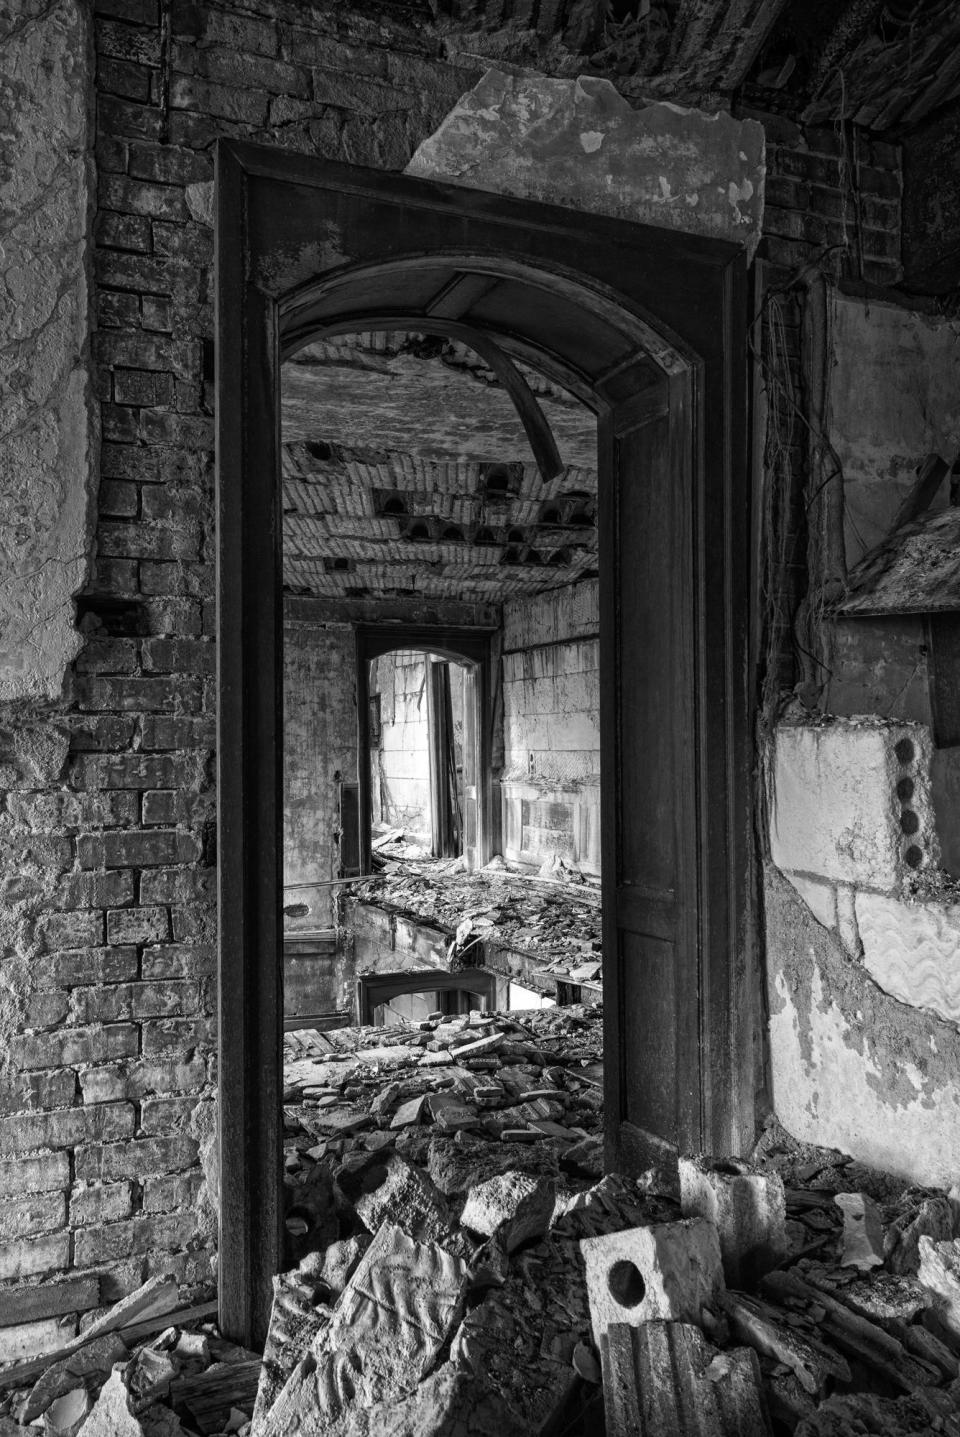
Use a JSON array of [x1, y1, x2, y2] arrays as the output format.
[[720, 0, 792, 89]]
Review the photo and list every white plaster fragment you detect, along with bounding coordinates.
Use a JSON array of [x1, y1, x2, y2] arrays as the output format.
[[785, 874, 837, 932], [856, 890, 960, 1025], [836, 884, 860, 955], [406, 69, 765, 256]]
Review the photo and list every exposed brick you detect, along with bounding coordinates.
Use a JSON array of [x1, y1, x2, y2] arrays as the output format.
[[142, 1018, 215, 1059], [97, 94, 165, 142], [0, 1152, 69, 1199], [0, 1068, 75, 1116], [141, 1094, 200, 1133], [75, 636, 139, 673], [127, 140, 212, 185], [0, 1275, 100, 1325], [22, 989, 71, 1028], [99, 56, 153, 103], [142, 1169, 203, 1213], [100, 443, 159, 482], [106, 908, 172, 945], [53, 870, 137, 912], [79, 1056, 207, 1104], [96, 17, 162, 65], [98, 479, 140, 518], [76, 753, 204, 792], [141, 789, 214, 827], [175, 41, 309, 97], [140, 715, 214, 750], [141, 295, 173, 332], [139, 867, 211, 907], [69, 1181, 133, 1227], [37, 946, 139, 987], [140, 637, 214, 674], [75, 1134, 198, 1182], [95, 250, 193, 296], [80, 829, 200, 870], [0, 1104, 135, 1158], [67, 715, 139, 753], [0, 1234, 71, 1283], [139, 411, 214, 447], [74, 1211, 197, 1267], [113, 369, 175, 407], [96, 134, 128, 172], [169, 73, 270, 125], [0, 1192, 67, 1242], [141, 598, 204, 637], [139, 562, 213, 599], [13, 1025, 138, 1073], [98, 290, 141, 327], [93, 331, 201, 378], [141, 944, 215, 979], [7, 790, 135, 829], [36, 910, 105, 953], [100, 402, 140, 442], [150, 221, 211, 266], [75, 676, 203, 713]]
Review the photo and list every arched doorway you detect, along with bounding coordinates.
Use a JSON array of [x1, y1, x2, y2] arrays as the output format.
[[216, 143, 757, 1345]]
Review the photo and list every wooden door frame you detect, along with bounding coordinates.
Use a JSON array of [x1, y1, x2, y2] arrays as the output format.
[[216, 140, 756, 1346], [354, 625, 496, 875]]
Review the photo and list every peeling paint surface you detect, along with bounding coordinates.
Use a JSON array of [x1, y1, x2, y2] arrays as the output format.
[[0, 0, 97, 700], [406, 70, 765, 256], [832, 295, 960, 567], [766, 865, 960, 1189]]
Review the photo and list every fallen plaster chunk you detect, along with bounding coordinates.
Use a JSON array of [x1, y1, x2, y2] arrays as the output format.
[[362, 1362, 524, 1436], [251, 1272, 331, 1432], [23, 1335, 128, 1422], [405, 70, 765, 256], [580, 1217, 725, 1349], [460, 1171, 556, 1253], [856, 889, 960, 1025], [42, 1386, 91, 1437], [679, 1156, 787, 1287], [885, 1189, 955, 1274], [353, 1152, 470, 1257], [785, 874, 837, 931], [261, 1223, 469, 1435], [299, 1235, 370, 1298], [79, 1368, 144, 1437], [600, 1321, 770, 1436], [918, 1235, 960, 1341], [771, 718, 936, 889], [835, 1193, 885, 1271]]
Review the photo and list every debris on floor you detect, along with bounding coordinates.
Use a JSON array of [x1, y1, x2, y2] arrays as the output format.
[[348, 857, 604, 992], [5, 1020, 960, 1435]]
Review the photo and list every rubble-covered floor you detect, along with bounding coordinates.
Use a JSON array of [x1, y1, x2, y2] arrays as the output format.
[[5, 1003, 960, 1435], [350, 850, 604, 993]]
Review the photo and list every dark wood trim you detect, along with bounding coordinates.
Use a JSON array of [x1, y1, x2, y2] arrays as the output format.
[[215, 143, 284, 1350], [216, 139, 755, 1342]]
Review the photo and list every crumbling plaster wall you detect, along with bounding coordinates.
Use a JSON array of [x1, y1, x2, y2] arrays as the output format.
[[283, 619, 356, 930], [501, 579, 600, 874], [0, 0, 98, 699], [831, 295, 960, 567]]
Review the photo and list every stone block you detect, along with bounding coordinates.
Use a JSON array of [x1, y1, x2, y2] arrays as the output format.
[[460, 1171, 556, 1253], [856, 890, 960, 1024], [354, 1153, 466, 1255], [679, 1157, 787, 1288], [580, 1218, 724, 1349], [771, 718, 936, 889]]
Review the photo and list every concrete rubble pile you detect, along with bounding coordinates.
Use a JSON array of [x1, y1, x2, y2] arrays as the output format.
[[351, 857, 604, 988], [5, 1006, 960, 1434]]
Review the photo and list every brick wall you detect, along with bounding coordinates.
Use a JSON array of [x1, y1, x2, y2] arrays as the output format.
[[0, 0, 907, 1344]]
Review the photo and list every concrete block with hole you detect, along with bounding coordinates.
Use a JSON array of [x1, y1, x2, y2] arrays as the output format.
[[856, 890, 960, 1024], [770, 717, 937, 891], [580, 1217, 724, 1348], [679, 1156, 787, 1289]]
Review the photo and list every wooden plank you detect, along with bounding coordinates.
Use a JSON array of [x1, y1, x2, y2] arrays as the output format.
[[172, 1358, 262, 1434]]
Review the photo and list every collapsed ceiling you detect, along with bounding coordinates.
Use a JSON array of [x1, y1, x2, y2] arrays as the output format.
[[280, 331, 598, 602]]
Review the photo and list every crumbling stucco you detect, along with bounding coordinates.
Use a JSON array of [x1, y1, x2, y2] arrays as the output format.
[[0, 0, 97, 700], [406, 70, 765, 256], [765, 864, 960, 1189], [832, 295, 960, 567]]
